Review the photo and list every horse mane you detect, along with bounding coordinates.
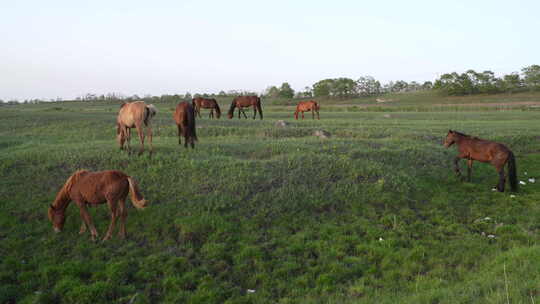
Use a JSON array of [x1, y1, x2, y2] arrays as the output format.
[[452, 130, 481, 140], [52, 170, 89, 209]]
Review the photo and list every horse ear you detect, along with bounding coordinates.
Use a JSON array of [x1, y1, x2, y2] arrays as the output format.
[[50, 204, 56, 210], [448, 129, 453, 133]]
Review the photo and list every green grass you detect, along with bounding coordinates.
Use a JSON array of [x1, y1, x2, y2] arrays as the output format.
[[1, 93, 540, 303]]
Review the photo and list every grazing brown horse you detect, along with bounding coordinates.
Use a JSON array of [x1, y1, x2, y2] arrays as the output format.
[[443, 130, 517, 192], [173, 101, 198, 148], [192, 97, 221, 119], [227, 95, 263, 119], [117, 101, 157, 155], [48, 170, 147, 241], [295, 100, 320, 120]]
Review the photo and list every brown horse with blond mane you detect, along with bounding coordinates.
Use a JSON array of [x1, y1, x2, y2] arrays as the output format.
[[117, 101, 157, 155], [48, 170, 147, 241], [443, 130, 517, 192], [295, 100, 320, 120], [192, 97, 221, 119], [227, 95, 263, 119], [173, 101, 198, 149]]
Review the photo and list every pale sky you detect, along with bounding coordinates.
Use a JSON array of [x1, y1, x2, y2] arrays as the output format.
[[1, 0, 539, 100]]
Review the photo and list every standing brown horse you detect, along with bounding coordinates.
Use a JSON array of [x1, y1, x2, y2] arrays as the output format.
[[295, 100, 320, 120], [227, 95, 263, 119], [192, 97, 221, 119], [48, 170, 147, 241], [117, 101, 157, 155], [443, 130, 517, 192], [173, 101, 197, 148]]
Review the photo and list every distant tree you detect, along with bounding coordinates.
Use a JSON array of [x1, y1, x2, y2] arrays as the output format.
[[422, 81, 433, 90], [434, 72, 474, 95], [184, 92, 192, 100], [522, 64, 540, 90], [408, 81, 422, 91], [265, 86, 280, 98], [475, 70, 500, 94], [328, 78, 355, 98], [302, 86, 313, 98], [313, 79, 334, 97], [218, 90, 227, 97], [500, 73, 523, 93], [278, 82, 295, 98], [356, 76, 381, 96], [391, 80, 409, 92]]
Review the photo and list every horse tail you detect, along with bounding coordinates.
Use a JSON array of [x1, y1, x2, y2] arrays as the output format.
[[188, 104, 198, 141], [144, 104, 157, 126], [127, 177, 147, 209], [507, 151, 518, 192], [257, 97, 263, 119]]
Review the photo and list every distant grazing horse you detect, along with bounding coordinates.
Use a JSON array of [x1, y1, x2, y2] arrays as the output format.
[[117, 101, 157, 155], [227, 95, 263, 119], [295, 100, 320, 120], [444, 130, 517, 192], [48, 170, 147, 241], [192, 97, 221, 119], [173, 101, 198, 148]]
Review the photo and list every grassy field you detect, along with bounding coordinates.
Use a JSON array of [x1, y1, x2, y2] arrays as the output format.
[[1, 92, 540, 303]]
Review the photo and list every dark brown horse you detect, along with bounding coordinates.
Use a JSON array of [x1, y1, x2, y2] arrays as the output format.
[[443, 130, 517, 192], [48, 170, 147, 241], [192, 97, 221, 119], [227, 95, 263, 119], [295, 100, 320, 120], [173, 101, 197, 148], [117, 101, 157, 155]]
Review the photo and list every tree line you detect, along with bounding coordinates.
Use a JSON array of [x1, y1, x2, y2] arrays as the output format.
[[2, 64, 539, 105]]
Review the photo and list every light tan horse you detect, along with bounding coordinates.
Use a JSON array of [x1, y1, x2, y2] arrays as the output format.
[[117, 101, 157, 155], [48, 170, 147, 241]]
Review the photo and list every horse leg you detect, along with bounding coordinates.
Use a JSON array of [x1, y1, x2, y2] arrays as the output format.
[[253, 107, 257, 119], [177, 125, 182, 145], [454, 156, 463, 179], [118, 198, 127, 239], [78, 203, 98, 241], [103, 199, 118, 241], [136, 123, 145, 155], [126, 127, 132, 154], [494, 162, 506, 192], [79, 221, 87, 234], [147, 125, 153, 155], [242, 108, 248, 119], [302, 112, 305, 119], [467, 159, 473, 182], [317, 110, 320, 120], [312, 110, 315, 119]]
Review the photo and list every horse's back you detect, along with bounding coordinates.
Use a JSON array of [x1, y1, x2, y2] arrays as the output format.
[[234, 95, 260, 106], [71, 170, 129, 204], [174, 101, 193, 124], [118, 101, 147, 127], [466, 138, 511, 162]]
